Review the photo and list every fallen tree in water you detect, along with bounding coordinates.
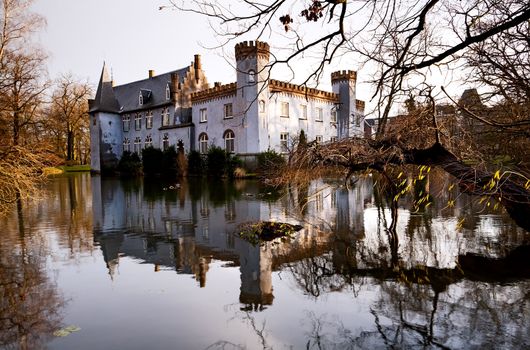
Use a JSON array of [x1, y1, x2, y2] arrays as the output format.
[[283, 113, 530, 232]]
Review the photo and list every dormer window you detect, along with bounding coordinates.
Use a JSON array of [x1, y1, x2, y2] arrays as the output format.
[[248, 70, 255, 83], [165, 83, 171, 100], [139, 89, 152, 106]]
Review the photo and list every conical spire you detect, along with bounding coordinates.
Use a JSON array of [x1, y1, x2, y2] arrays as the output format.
[[90, 62, 120, 113]]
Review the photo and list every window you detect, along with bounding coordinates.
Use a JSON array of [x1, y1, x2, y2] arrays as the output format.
[[331, 110, 337, 123], [280, 132, 289, 152], [330, 136, 338, 143], [199, 133, 208, 154], [224, 130, 235, 153], [259, 100, 265, 113], [248, 70, 256, 83], [161, 107, 171, 126], [300, 104, 307, 119], [146, 110, 153, 129], [165, 83, 171, 100], [315, 107, 323, 122], [315, 135, 323, 144], [122, 114, 130, 131], [200, 108, 207, 123], [123, 138, 130, 152], [139, 91, 143, 106], [134, 137, 141, 153], [224, 103, 233, 119], [162, 133, 169, 150], [315, 193, 323, 211], [355, 113, 361, 127], [135, 113, 142, 130], [280, 102, 289, 117], [145, 135, 153, 148]]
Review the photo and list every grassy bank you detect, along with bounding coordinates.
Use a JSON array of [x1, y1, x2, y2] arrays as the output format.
[[43, 164, 90, 175]]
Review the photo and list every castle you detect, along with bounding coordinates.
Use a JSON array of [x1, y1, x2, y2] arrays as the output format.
[[89, 41, 365, 172]]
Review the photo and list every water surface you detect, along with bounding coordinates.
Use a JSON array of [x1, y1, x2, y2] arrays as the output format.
[[1, 173, 528, 349]]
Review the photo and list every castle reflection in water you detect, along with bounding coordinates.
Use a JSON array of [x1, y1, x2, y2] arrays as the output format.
[[91, 174, 526, 311]]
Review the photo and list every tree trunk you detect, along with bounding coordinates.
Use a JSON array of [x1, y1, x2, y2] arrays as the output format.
[[66, 130, 74, 161]]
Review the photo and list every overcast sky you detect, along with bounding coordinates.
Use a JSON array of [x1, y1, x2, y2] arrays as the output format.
[[31, 0, 468, 109], [32, 0, 237, 86]]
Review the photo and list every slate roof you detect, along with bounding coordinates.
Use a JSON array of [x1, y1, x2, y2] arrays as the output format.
[[89, 63, 121, 113], [113, 68, 189, 113], [90, 64, 191, 114]]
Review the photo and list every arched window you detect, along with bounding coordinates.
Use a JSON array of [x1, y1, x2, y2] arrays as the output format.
[[165, 83, 171, 100], [139, 91, 143, 105], [199, 133, 208, 154], [248, 70, 255, 83], [224, 130, 235, 153]]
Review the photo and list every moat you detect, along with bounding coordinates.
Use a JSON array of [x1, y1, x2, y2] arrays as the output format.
[[1, 173, 529, 349]]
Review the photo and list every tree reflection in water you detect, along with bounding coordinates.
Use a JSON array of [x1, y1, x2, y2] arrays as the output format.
[[282, 175, 530, 349], [0, 174, 94, 349], [0, 203, 64, 349]]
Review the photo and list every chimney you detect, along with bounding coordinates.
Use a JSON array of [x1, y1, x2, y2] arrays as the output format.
[[194, 54, 201, 82], [170, 73, 179, 100], [149, 69, 155, 78]]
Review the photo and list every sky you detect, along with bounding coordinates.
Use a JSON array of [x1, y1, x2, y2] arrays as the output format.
[[31, 0, 378, 103], [30, 0, 468, 110], [32, 0, 235, 86]]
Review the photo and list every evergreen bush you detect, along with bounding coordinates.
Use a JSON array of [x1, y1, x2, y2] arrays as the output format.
[[207, 146, 228, 177], [187, 150, 205, 176], [117, 151, 142, 176], [142, 146, 163, 175], [162, 146, 178, 177], [257, 149, 286, 175]]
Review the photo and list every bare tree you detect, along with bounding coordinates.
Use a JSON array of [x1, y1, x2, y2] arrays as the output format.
[[169, 0, 530, 230], [170, 0, 530, 129], [47, 74, 92, 163], [0, 0, 54, 216]]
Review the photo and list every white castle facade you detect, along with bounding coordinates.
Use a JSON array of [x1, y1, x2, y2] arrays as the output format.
[[89, 41, 365, 172]]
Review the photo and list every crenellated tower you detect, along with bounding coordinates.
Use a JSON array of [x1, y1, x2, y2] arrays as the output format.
[[331, 70, 361, 139], [234, 41, 271, 153]]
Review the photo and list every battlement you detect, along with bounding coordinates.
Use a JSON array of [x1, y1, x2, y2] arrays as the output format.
[[191, 82, 237, 103], [235, 40, 270, 61], [269, 79, 339, 102], [356, 99, 365, 112], [331, 70, 357, 83]]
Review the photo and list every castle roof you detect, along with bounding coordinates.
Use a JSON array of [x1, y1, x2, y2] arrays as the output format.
[[89, 63, 121, 113], [90, 64, 191, 114]]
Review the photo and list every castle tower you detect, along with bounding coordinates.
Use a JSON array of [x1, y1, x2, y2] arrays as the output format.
[[234, 41, 271, 153], [331, 70, 360, 139], [88, 63, 122, 172]]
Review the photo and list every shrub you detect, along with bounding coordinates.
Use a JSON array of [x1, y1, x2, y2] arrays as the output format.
[[257, 149, 285, 175], [187, 150, 205, 176], [118, 151, 142, 176], [142, 146, 163, 175], [207, 146, 228, 176], [226, 154, 243, 178], [162, 146, 178, 177]]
